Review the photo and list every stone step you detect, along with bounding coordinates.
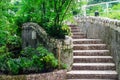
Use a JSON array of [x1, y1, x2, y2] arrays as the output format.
[[67, 70, 117, 79], [73, 56, 113, 63], [72, 63, 116, 70], [71, 30, 81, 33], [69, 25, 77, 27], [71, 28, 80, 31], [72, 32, 84, 35], [73, 39, 102, 44], [73, 50, 109, 56], [73, 33, 86, 36], [71, 27, 80, 30], [67, 79, 116, 80], [72, 32, 86, 36], [73, 44, 107, 50], [72, 35, 86, 39]]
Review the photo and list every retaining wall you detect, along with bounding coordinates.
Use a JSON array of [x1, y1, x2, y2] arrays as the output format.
[[0, 70, 66, 80]]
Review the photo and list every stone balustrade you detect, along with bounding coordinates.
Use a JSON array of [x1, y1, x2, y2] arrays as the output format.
[[77, 16, 120, 79]]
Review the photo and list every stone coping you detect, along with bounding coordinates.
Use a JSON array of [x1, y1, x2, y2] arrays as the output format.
[[0, 70, 67, 80], [78, 16, 120, 32]]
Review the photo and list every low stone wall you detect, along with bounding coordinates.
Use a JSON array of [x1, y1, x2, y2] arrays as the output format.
[[77, 16, 120, 79], [0, 70, 66, 80], [22, 22, 73, 70]]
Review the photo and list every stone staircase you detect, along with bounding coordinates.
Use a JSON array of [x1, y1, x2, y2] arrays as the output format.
[[66, 25, 118, 80]]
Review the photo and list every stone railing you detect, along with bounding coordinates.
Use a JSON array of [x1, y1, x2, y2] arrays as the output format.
[[22, 22, 73, 70], [77, 16, 120, 79]]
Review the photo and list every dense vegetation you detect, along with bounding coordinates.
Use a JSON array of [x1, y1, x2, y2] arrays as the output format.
[[0, 0, 75, 75], [0, 45, 58, 75], [85, 0, 120, 20], [16, 0, 74, 38]]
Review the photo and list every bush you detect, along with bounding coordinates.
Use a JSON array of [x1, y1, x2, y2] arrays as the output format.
[[6, 35, 21, 51], [20, 47, 38, 58], [36, 46, 58, 71], [32, 55, 44, 71], [42, 53, 58, 71], [7, 59, 20, 75], [47, 24, 71, 39], [0, 53, 13, 73], [0, 46, 8, 55], [0, 45, 58, 75]]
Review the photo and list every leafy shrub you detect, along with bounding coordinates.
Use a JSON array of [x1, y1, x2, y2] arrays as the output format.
[[19, 46, 58, 73], [7, 59, 20, 75], [42, 53, 58, 71], [18, 57, 33, 69], [47, 24, 71, 38], [0, 53, 13, 73], [6, 35, 21, 51], [32, 55, 44, 71], [36, 46, 58, 71], [108, 12, 120, 20], [20, 47, 38, 58], [0, 45, 58, 75], [6, 57, 33, 74], [0, 46, 8, 55]]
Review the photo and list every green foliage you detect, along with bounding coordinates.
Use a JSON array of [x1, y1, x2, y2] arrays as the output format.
[[42, 53, 58, 71], [87, 5, 103, 16], [36, 45, 58, 71], [7, 59, 20, 75], [108, 12, 120, 20], [0, 45, 58, 75], [20, 47, 38, 58], [16, 0, 73, 38], [6, 35, 21, 51], [32, 55, 44, 71], [0, 46, 8, 55], [18, 57, 33, 69], [0, 0, 21, 46], [108, 4, 120, 20], [47, 24, 71, 38], [0, 52, 13, 72]]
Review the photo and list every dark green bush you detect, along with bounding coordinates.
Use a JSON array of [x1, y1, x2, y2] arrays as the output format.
[[0, 46, 8, 55], [0, 53, 13, 73], [7, 59, 20, 75], [0, 45, 58, 74], [20, 47, 38, 58], [47, 24, 71, 38], [32, 55, 44, 71], [6, 35, 21, 51]]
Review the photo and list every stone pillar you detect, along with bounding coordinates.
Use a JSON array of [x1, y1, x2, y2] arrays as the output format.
[[22, 23, 38, 49]]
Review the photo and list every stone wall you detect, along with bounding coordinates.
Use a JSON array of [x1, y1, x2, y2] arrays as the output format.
[[0, 70, 66, 80], [77, 16, 120, 79], [22, 22, 73, 70]]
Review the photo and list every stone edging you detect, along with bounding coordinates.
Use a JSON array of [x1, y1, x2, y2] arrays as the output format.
[[0, 70, 67, 80]]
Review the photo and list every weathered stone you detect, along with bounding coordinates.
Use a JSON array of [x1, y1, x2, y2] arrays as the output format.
[[77, 16, 120, 80], [0, 70, 66, 80], [22, 22, 73, 70]]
